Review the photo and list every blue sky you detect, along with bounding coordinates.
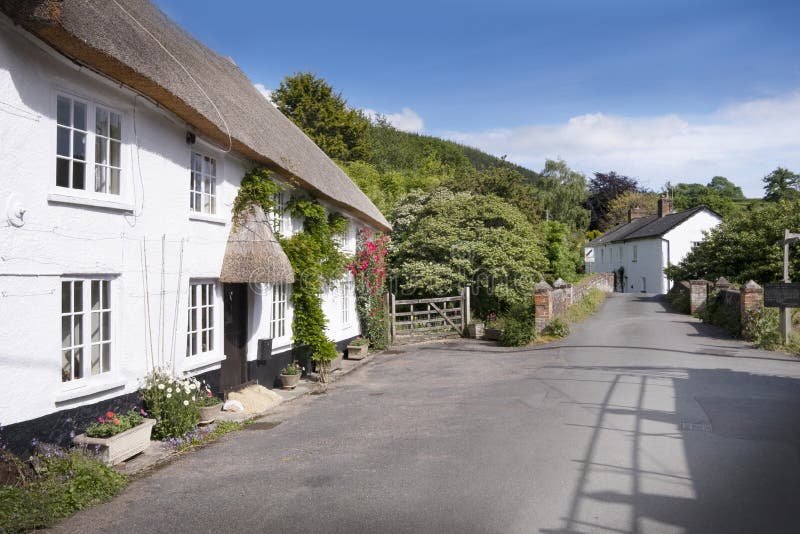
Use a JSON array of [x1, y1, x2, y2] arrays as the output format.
[[154, 0, 800, 196]]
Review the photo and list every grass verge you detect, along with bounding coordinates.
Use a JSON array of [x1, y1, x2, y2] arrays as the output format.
[[563, 288, 607, 324]]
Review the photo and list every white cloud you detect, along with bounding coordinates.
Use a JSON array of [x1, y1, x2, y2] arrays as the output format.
[[253, 83, 276, 106], [363, 107, 424, 133], [444, 92, 800, 197]]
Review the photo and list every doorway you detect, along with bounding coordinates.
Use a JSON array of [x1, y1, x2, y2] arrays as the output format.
[[221, 283, 248, 392]]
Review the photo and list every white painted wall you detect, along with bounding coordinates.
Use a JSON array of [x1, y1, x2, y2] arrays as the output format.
[[584, 209, 721, 295], [0, 19, 367, 426]]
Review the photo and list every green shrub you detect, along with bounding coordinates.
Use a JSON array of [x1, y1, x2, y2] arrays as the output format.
[[699, 289, 740, 336], [139, 370, 200, 440], [666, 290, 690, 314], [499, 303, 536, 347], [743, 307, 781, 349], [545, 318, 570, 338], [564, 288, 606, 323], [0, 444, 126, 532]]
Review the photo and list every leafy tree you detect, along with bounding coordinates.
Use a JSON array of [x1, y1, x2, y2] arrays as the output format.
[[390, 188, 548, 316], [667, 180, 738, 218], [605, 191, 659, 227], [540, 221, 583, 282], [708, 176, 745, 200], [272, 72, 370, 161], [533, 159, 590, 230], [585, 171, 640, 231], [665, 199, 800, 284], [762, 167, 800, 202]]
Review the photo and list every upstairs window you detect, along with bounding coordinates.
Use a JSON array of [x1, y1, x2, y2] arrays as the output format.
[[56, 95, 121, 195], [633, 245, 638, 263], [190, 152, 216, 214], [271, 191, 286, 233]]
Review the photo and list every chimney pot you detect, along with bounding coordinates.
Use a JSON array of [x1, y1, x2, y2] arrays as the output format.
[[657, 196, 673, 218]]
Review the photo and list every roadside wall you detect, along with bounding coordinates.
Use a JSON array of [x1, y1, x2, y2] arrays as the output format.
[[534, 273, 613, 332], [667, 277, 763, 338]]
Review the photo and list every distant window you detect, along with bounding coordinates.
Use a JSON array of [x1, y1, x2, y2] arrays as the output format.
[[633, 245, 638, 263], [271, 191, 286, 233], [61, 278, 112, 382], [187, 281, 216, 357], [190, 152, 216, 214], [56, 95, 122, 194], [619, 247, 623, 260], [270, 283, 288, 339], [601, 248, 605, 263]]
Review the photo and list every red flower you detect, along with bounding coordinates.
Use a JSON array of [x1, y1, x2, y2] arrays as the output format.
[[106, 411, 115, 419], [113, 418, 121, 425]]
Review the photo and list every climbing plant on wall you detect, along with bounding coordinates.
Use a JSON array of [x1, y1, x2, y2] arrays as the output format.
[[349, 229, 390, 349], [232, 167, 280, 219]]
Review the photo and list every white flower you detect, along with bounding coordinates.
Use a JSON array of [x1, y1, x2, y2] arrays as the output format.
[[166, 393, 172, 399], [158, 383, 165, 390], [183, 400, 189, 406], [192, 396, 196, 401], [167, 387, 172, 394], [184, 389, 190, 395], [189, 383, 197, 390]]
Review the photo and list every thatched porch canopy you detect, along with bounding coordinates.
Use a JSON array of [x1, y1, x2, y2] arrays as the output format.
[[220, 206, 294, 285]]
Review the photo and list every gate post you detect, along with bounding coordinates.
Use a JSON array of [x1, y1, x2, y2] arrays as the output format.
[[384, 292, 391, 344], [390, 293, 396, 342]]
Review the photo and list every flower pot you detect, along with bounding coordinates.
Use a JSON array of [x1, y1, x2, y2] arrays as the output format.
[[73, 418, 155, 466], [484, 328, 502, 341], [198, 404, 222, 424], [465, 323, 485, 339], [316, 353, 343, 372], [279, 373, 301, 389], [347, 344, 369, 360]]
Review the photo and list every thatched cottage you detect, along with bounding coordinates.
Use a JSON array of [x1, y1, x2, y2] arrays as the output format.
[[0, 0, 390, 451]]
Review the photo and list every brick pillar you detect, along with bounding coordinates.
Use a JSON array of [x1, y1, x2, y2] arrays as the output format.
[[534, 280, 553, 333], [740, 280, 763, 337], [689, 280, 710, 314]]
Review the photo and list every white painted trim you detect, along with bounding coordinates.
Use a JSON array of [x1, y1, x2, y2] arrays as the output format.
[[54, 377, 126, 404], [182, 352, 226, 374], [47, 192, 135, 213], [188, 212, 227, 225]]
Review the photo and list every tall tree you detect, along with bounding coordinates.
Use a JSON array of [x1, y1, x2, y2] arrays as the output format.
[[534, 159, 590, 231], [585, 171, 640, 231], [272, 72, 370, 161], [605, 191, 660, 227], [762, 167, 800, 202], [707, 176, 745, 200]]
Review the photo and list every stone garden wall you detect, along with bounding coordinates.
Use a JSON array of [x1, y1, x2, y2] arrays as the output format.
[[668, 277, 764, 338], [534, 273, 614, 332]]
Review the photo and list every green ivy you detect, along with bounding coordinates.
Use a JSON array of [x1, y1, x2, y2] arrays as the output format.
[[232, 167, 281, 221]]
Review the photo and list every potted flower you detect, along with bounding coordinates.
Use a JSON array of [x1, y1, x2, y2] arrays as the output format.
[[196, 386, 222, 423], [484, 313, 503, 341], [73, 409, 155, 466], [465, 321, 485, 339], [279, 361, 303, 389], [346, 336, 369, 360]]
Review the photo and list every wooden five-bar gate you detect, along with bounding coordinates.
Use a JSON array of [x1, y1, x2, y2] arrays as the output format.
[[388, 287, 471, 343]]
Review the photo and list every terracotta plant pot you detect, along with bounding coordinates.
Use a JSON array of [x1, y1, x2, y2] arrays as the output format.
[[279, 373, 301, 389], [198, 404, 222, 424], [347, 344, 369, 360], [73, 418, 155, 466]]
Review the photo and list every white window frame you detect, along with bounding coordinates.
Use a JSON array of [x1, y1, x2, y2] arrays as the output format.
[[270, 283, 288, 339], [55, 92, 124, 196], [190, 151, 217, 215], [60, 277, 115, 387], [632, 245, 638, 263], [340, 278, 353, 326], [187, 280, 218, 358]]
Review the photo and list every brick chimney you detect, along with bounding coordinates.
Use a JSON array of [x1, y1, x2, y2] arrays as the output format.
[[628, 206, 647, 223], [657, 195, 673, 218]]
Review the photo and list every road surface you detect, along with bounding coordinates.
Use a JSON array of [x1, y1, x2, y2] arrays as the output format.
[[53, 293, 800, 533]]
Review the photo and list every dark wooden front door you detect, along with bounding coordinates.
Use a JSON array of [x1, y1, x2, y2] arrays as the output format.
[[221, 283, 248, 392]]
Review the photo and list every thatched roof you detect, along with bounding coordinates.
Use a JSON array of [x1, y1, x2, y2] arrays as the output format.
[[1, 0, 390, 231], [220, 206, 294, 285]]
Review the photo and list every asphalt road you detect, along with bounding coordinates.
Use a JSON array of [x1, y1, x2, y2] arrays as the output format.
[[52, 294, 800, 533]]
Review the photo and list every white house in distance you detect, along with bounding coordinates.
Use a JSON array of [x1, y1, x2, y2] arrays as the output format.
[[0, 0, 390, 452], [585, 197, 721, 294]]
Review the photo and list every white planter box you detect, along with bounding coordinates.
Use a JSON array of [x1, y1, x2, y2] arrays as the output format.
[[347, 344, 368, 360], [73, 418, 155, 466]]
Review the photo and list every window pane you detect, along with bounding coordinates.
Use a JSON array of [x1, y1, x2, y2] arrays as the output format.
[[73, 314, 83, 346], [73, 131, 86, 160], [191, 152, 202, 172], [208, 328, 213, 351], [62, 350, 72, 382], [57, 127, 70, 157], [92, 312, 100, 343], [95, 137, 107, 165], [102, 344, 110, 373], [191, 331, 197, 355], [109, 169, 120, 195], [62, 315, 71, 348], [73, 101, 87, 131], [91, 344, 101, 375], [103, 312, 111, 342], [109, 112, 121, 140], [201, 329, 207, 353], [73, 162, 85, 189], [57, 96, 71, 126], [102, 280, 110, 308], [95, 165, 107, 193], [96, 108, 108, 136], [110, 140, 120, 167], [56, 159, 70, 187], [73, 281, 83, 311], [61, 281, 71, 313], [73, 347, 83, 379]]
